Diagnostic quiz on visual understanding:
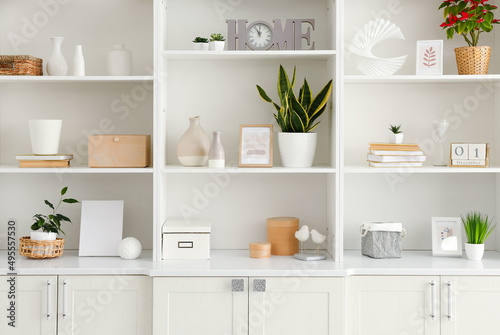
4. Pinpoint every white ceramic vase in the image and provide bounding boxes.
[278,132,317,168]
[177,116,211,166]
[46,37,68,76]
[388,133,404,144]
[30,231,57,241]
[107,44,132,76]
[193,42,209,51]
[209,41,225,51]
[29,120,62,155]
[72,45,85,76]
[465,243,485,261]
[208,131,225,168]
